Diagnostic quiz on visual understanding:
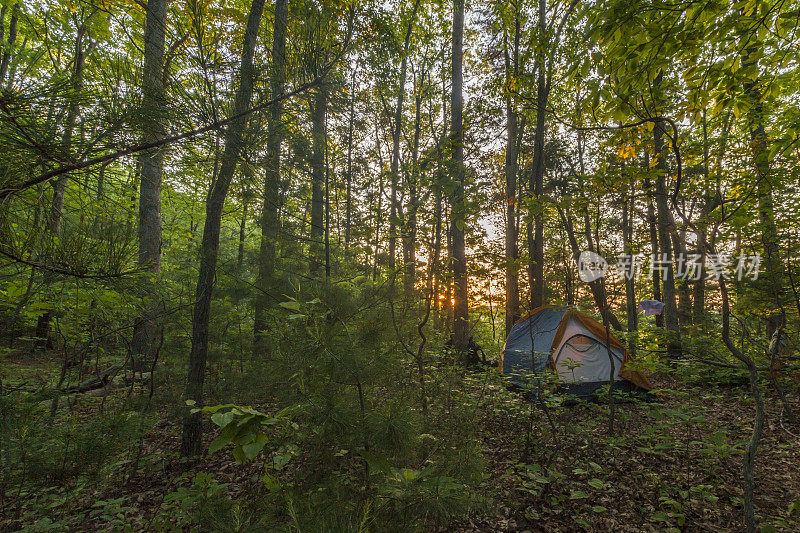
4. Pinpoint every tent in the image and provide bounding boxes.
[500,306,651,399]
